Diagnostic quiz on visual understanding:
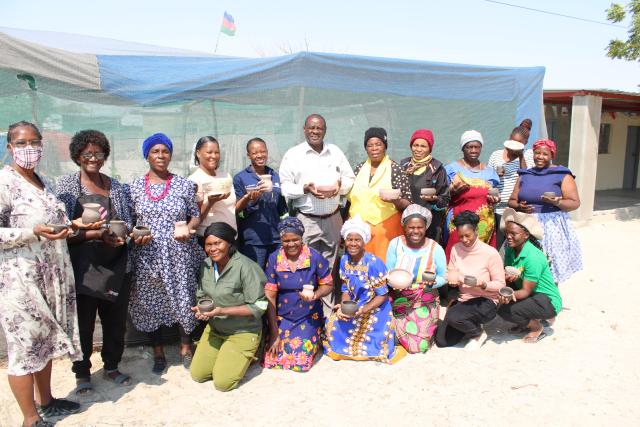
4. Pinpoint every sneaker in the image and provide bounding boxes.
[37,398,80,420]
[464,330,488,352]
